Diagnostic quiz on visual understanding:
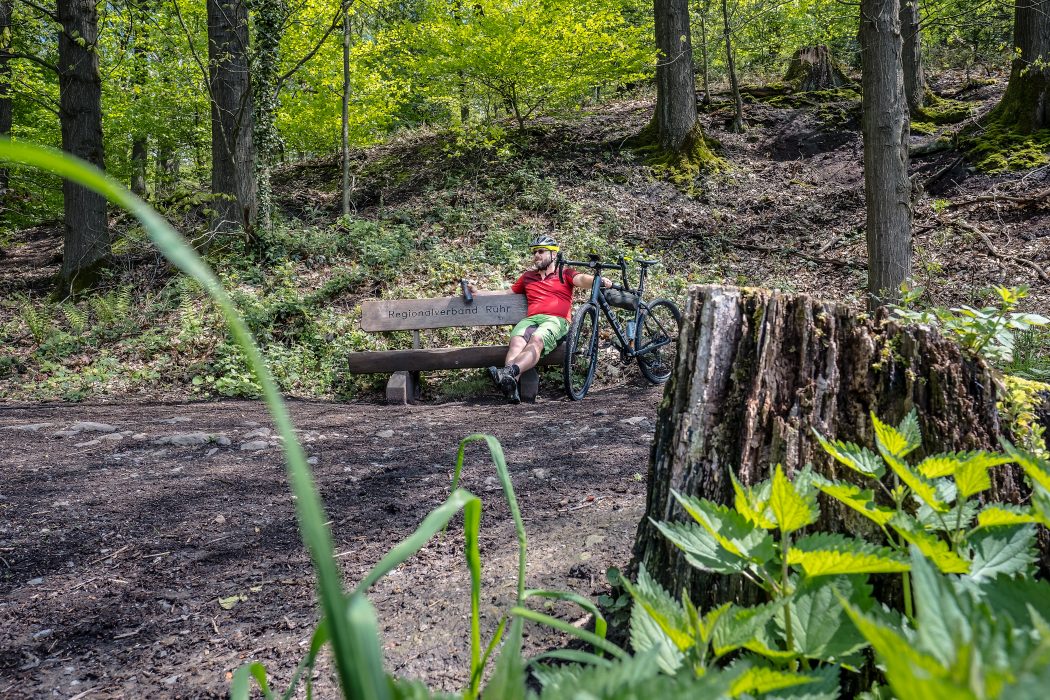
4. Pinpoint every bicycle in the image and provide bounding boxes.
[556,253,682,400]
